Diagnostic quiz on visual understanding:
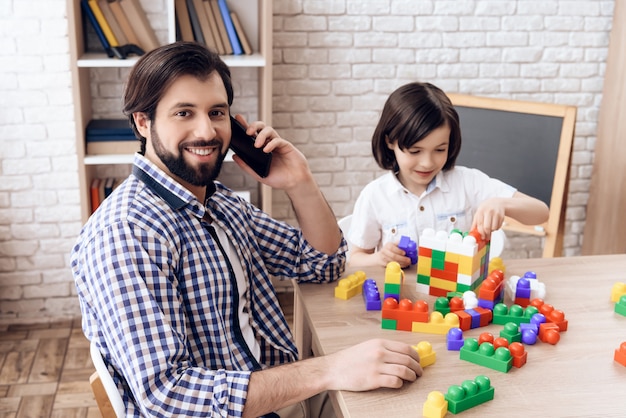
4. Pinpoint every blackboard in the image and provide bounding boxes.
[447,94,577,257]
